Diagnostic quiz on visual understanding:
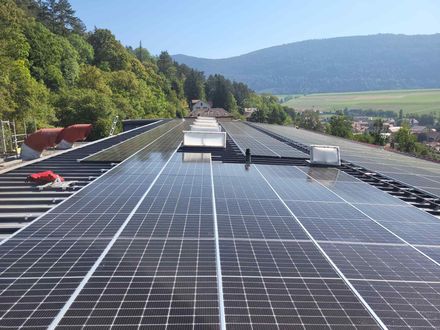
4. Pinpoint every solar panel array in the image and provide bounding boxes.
[221,122,309,158]
[82,119,183,162]
[0,119,166,231]
[0,121,186,328]
[0,120,440,329]
[253,123,440,197]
